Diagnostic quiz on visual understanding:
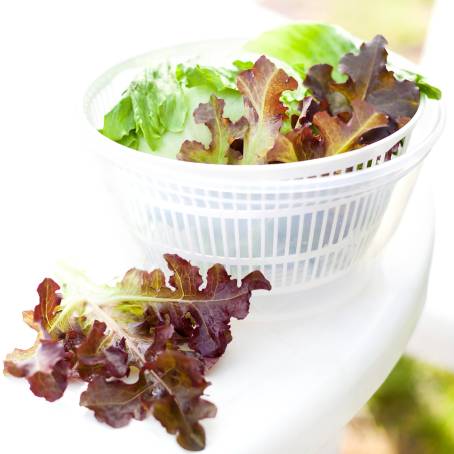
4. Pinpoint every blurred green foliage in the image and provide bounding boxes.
[262,0,435,59]
[329,0,434,58]
[369,357,454,454]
